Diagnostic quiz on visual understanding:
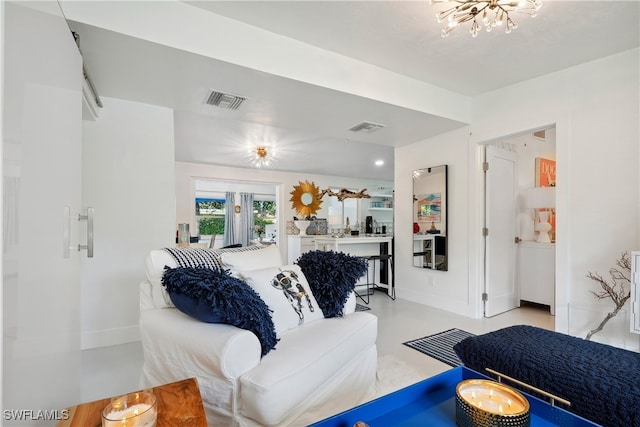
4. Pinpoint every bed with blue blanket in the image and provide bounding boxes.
[454,325,640,427]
